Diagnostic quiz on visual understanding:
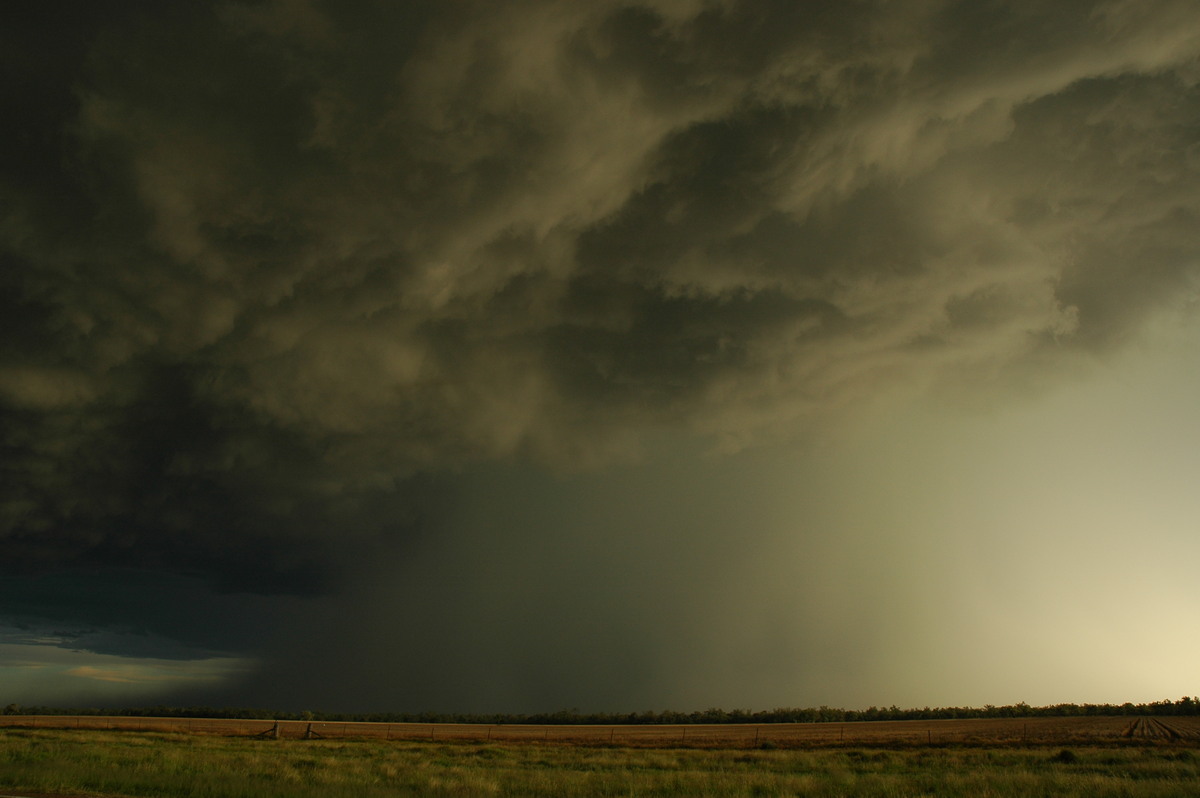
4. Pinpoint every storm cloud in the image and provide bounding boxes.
[3,0,1199,711]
